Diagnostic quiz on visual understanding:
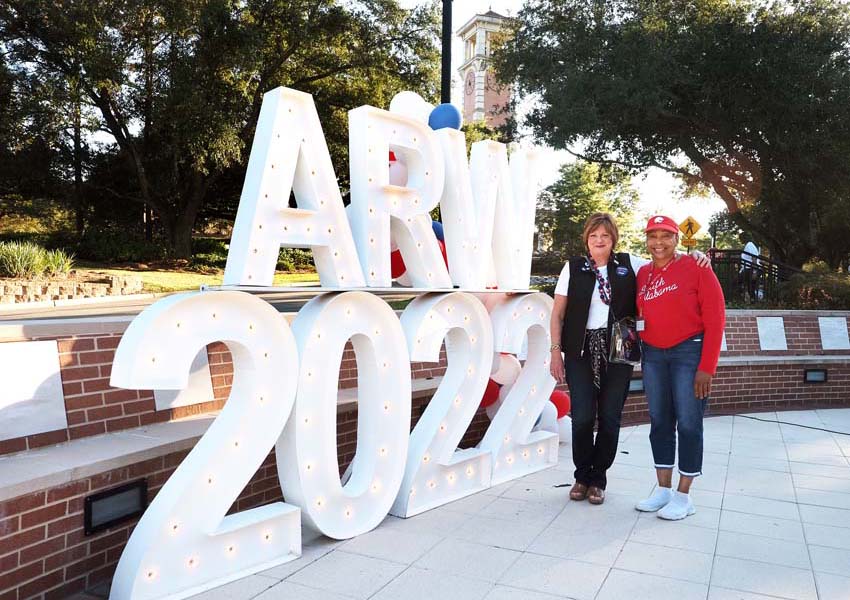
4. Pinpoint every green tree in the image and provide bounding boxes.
[537,161,640,258]
[495,0,850,268]
[1,0,440,257]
